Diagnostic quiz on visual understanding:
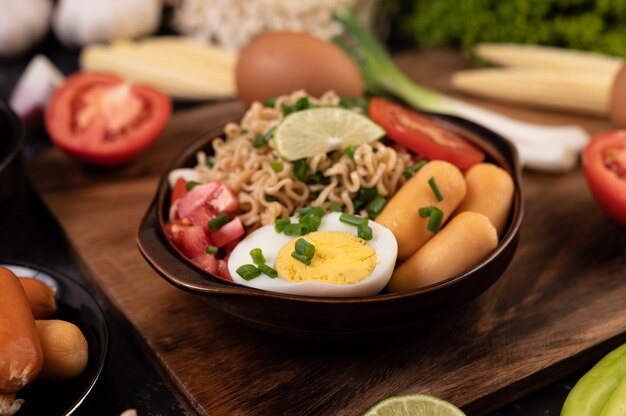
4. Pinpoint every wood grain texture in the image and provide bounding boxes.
[27,49,626,415]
